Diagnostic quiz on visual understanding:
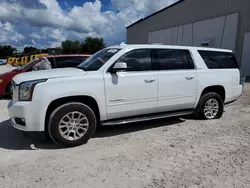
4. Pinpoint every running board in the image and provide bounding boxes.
[102,110,193,126]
